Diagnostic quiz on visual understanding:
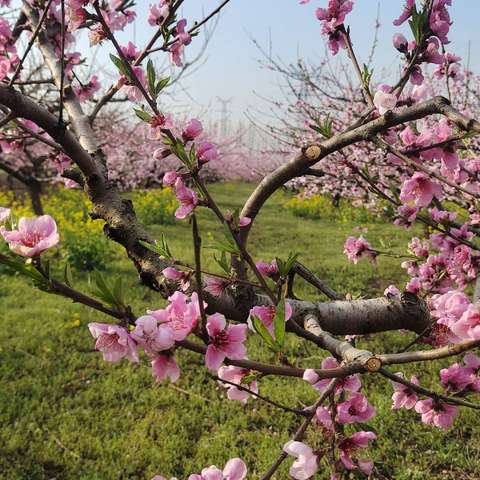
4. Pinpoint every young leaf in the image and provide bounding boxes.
[147,59,156,97]
[64,262,74,287]
[92,271,118,308]
[109,54,130,78]
[134,108,152,123]
[0,255,46,284]
[155,76,170,95]
[273,301,286,347]
[251,315,279,352]
[214,251,230,274]
[113,277,124,307]
[139,235,173,259]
